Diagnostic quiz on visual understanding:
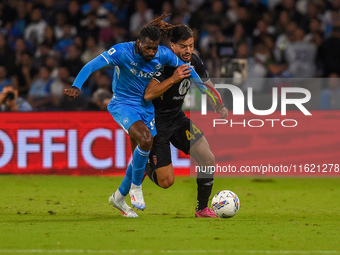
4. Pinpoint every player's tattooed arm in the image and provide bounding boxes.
[144,64,191,101]
[205,80,228,118]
